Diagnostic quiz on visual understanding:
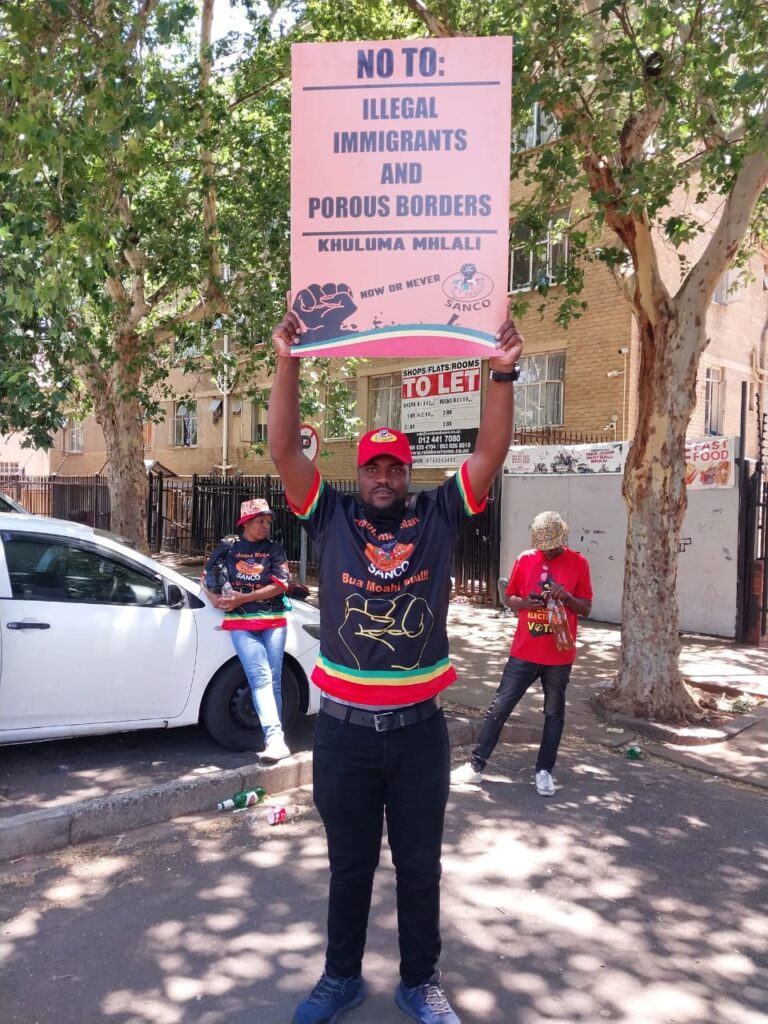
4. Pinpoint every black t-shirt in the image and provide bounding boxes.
[288,462,487,705]
[205,536,289,631]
